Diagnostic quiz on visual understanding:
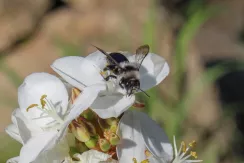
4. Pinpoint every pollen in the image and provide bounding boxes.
[145,150,152,158]
[26,104,38,112]
[190,151,198,159]
[132,158,149,163]
[132,158,138,163]
[189,140,196,148]
[40,94,47,108]
[181,141,186,153]
[71,88,81,104]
